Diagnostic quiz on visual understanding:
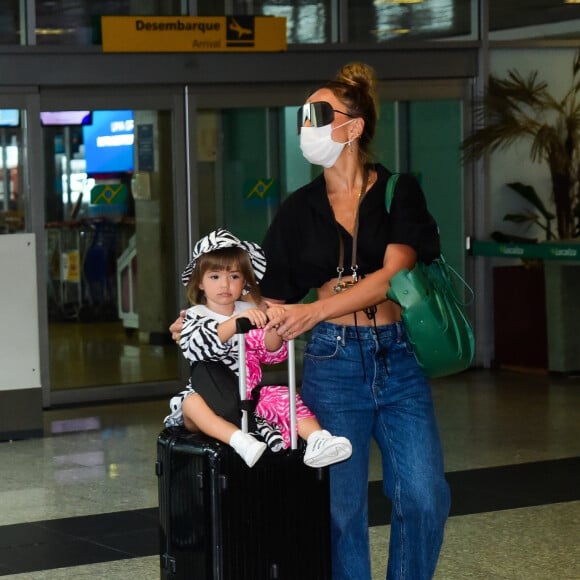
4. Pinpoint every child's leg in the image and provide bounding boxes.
[182,392,237,442]
[256,386,352,466]
[298,416,353,469]
[256,385,318,448]
[297,416,323,440]
[182,393,266,468]
[254,414,285,452]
